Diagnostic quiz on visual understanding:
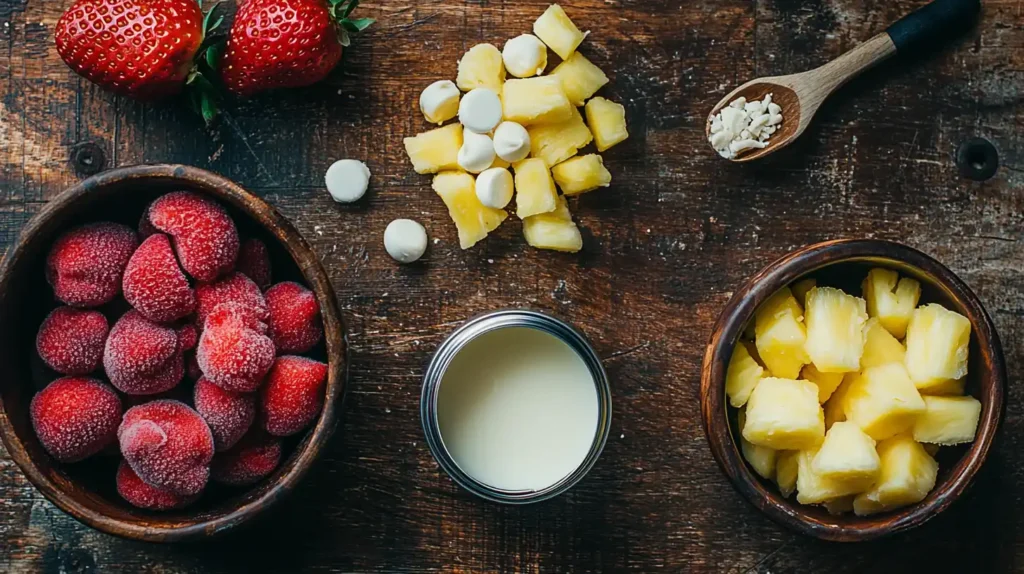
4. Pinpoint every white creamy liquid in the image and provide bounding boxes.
[436,327,599,492]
